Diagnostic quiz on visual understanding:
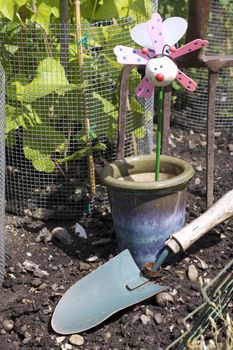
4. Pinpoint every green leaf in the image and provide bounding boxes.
[23,147,56,172]
[13,58,77,103]
[23,124,65,154]
[94,142,107,151]
[58,142,106,163]
[15,0,27,7]
[92,0,132,20]
[47,0,59,17]
[5,132,15,147]
[5,104,41,135]
[129,0,152,21]
[23,124,66,173]
[31,2,52,33]
[5,105,19,134]
[58,147,89,162]
[3,44,19,55]
[93,92,118,119]
[93,91,118,139]
[80,0,100,20]
[0,0,15,20]
[134,126,145,139]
